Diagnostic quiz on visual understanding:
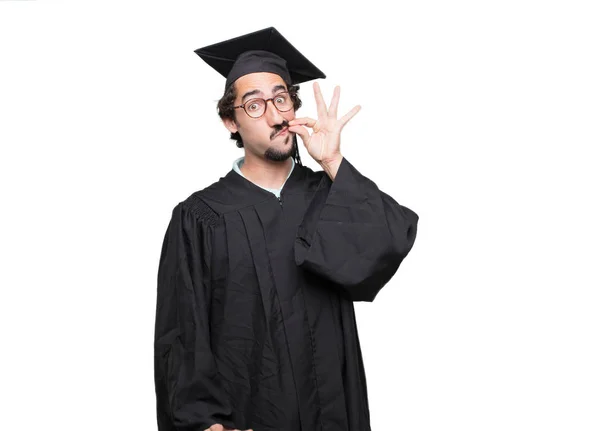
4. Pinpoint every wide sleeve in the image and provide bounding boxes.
[295,157,419,302]
[154,202,236,431]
